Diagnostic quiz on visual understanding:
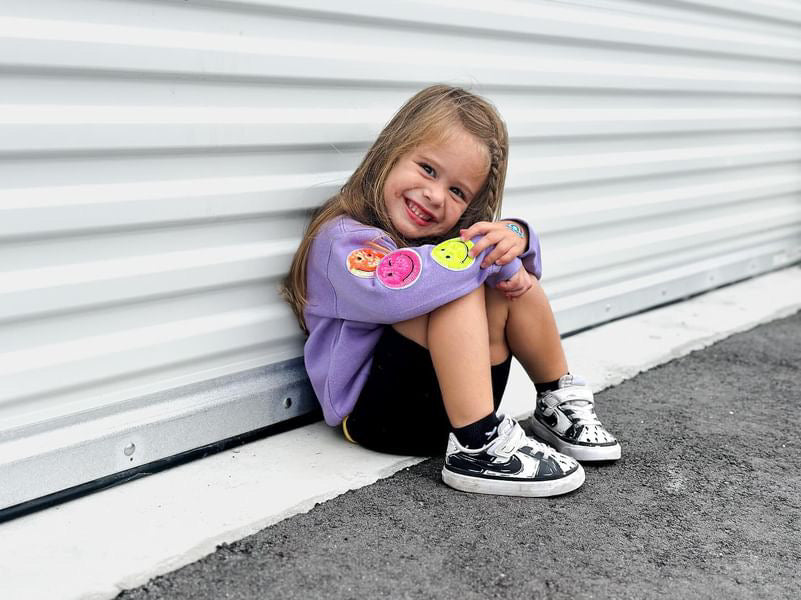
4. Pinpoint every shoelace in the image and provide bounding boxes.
[559,398,602,428]
[495,417,575,463]
[498,419,562,459]
[525,436,561,458]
